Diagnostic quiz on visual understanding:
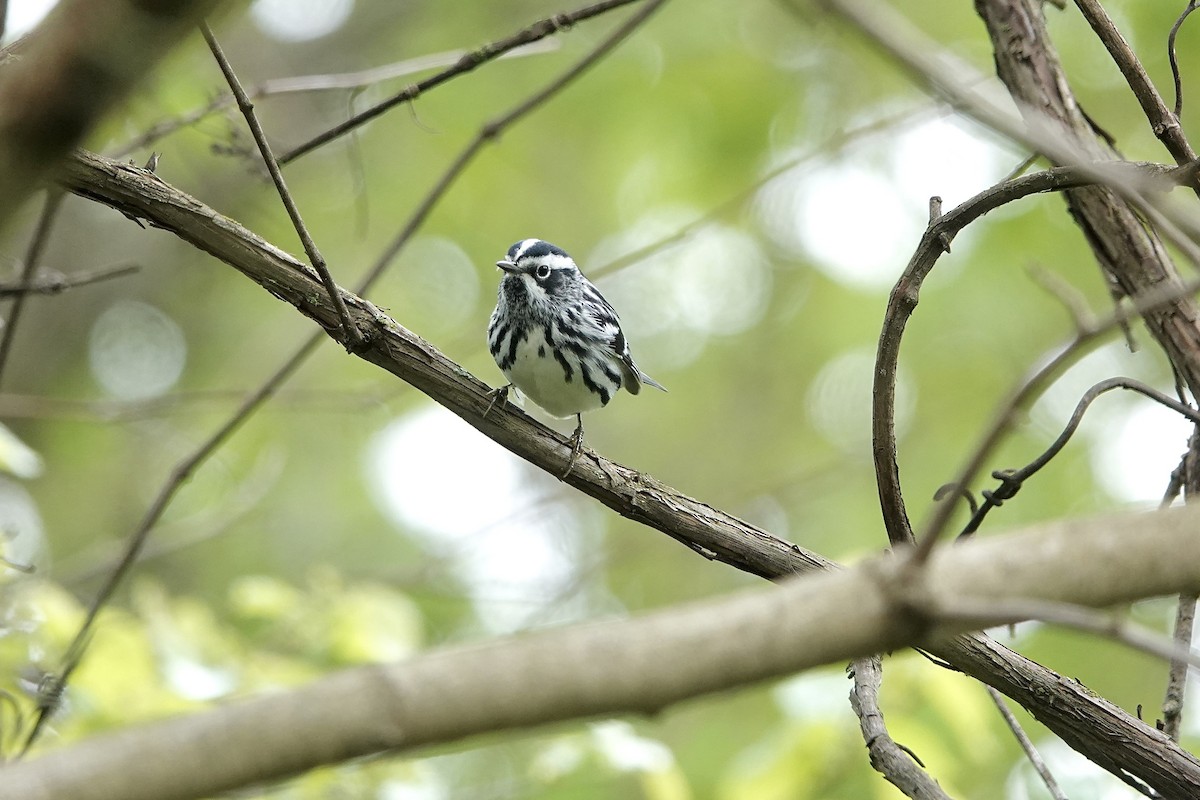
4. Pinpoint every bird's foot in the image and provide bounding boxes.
[484,384,512,418]
[561,417,585,479]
